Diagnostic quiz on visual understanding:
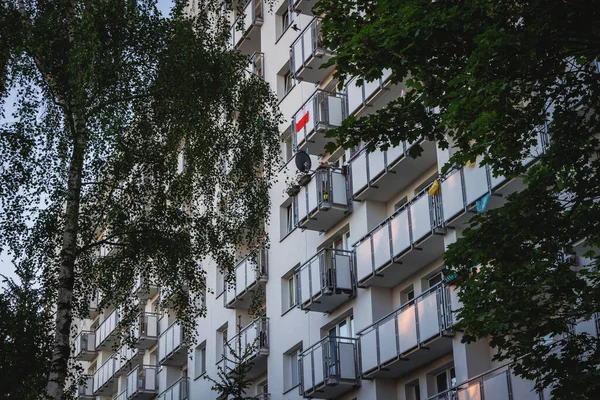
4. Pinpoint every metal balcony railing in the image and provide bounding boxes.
[157,377,189,400]
[290,17,334,83]
[126,365,158,399]
[158,321,186,366]
[296,248,355,313]
[75,375,94,399]
[299,336,360,399]
[113,390,127,400]
[225,247,268,309]
[293,166,351,232]
[95,308,119,349]
[427,362,550,400]
[292,89,346,155]
[74,330,96,361]
[231,0,264,51]
[354,183,445,287]
[132,312,159,349]
[220,317,269,380]
[359,283,454,378]
[345,70,393,116]
[93,355,116,395]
